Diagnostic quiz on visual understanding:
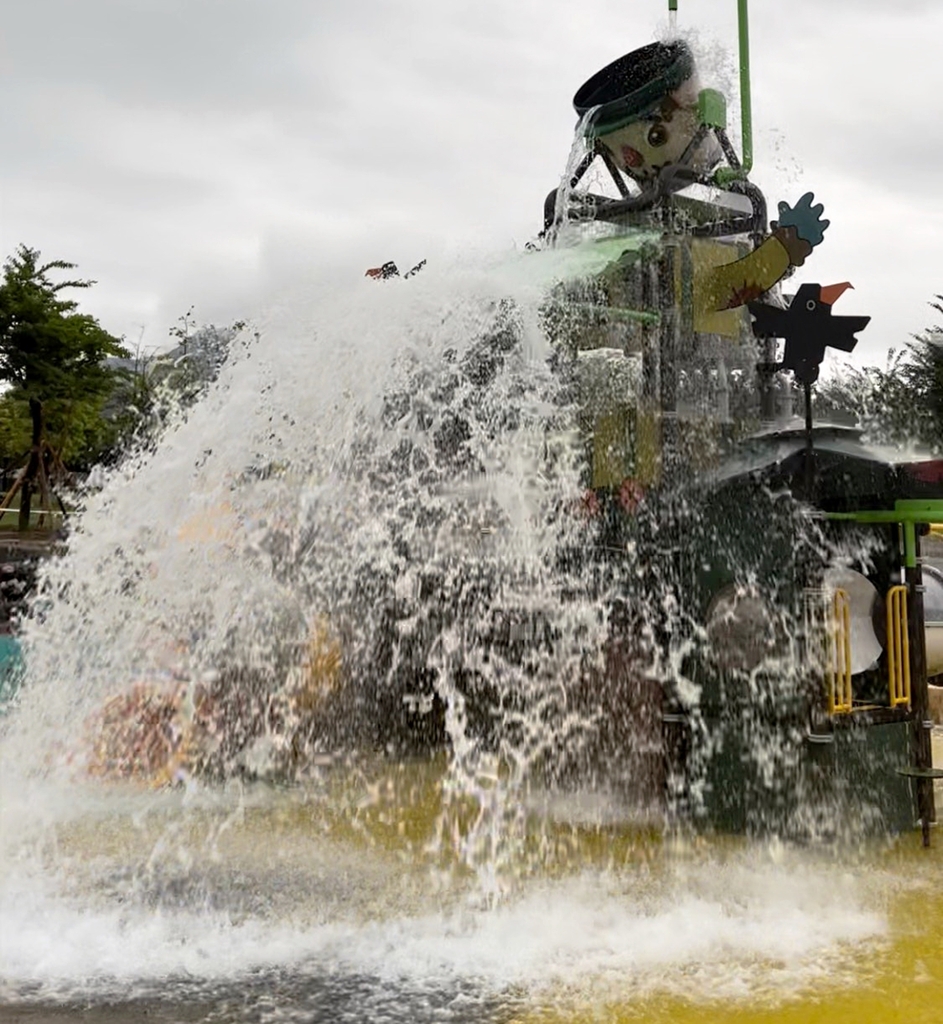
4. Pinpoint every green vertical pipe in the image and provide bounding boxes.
[738,0,753,174]
[904,521,918,568]
[676,0,753,177]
